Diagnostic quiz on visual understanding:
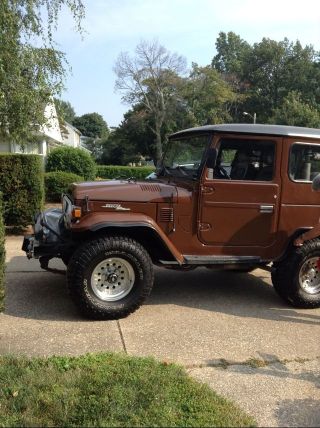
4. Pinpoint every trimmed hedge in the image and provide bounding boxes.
[96,165,155,180]
[45,171,83,202]
[0,154,44,226]
[0,193,5,312]
[46,146,96,180]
